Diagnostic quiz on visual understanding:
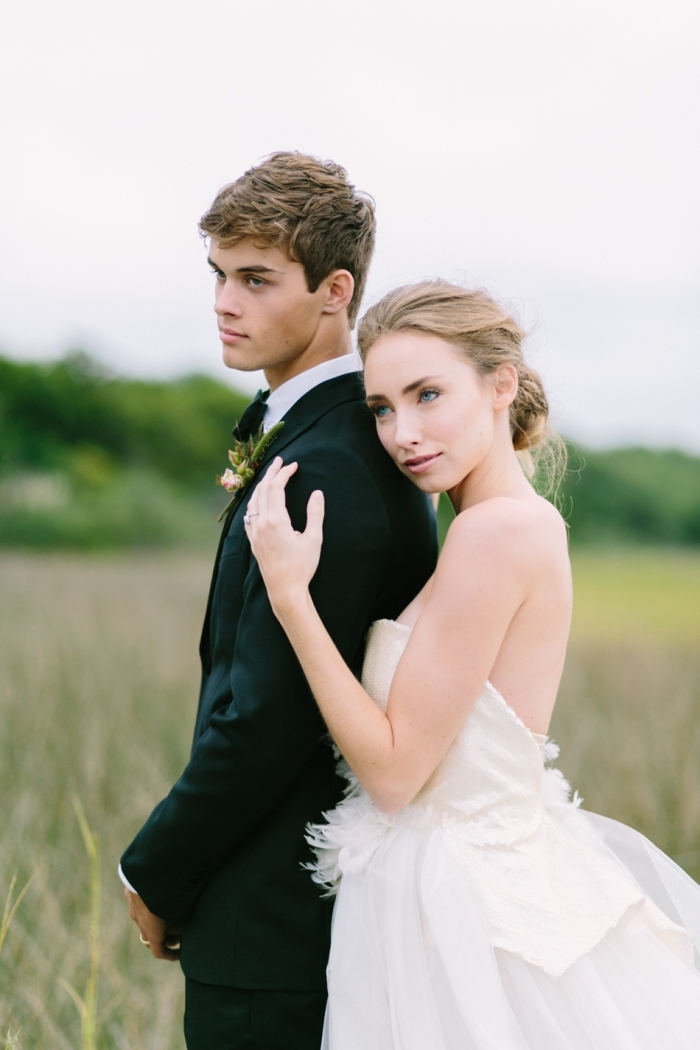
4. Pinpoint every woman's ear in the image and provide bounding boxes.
[492,364,519,409]
[321,269,354,315]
